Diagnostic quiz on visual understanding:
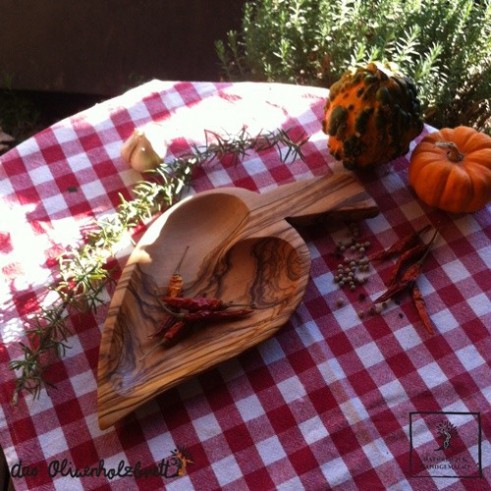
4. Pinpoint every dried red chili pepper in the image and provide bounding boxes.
[181,308,253,323]
[153,307,253,348]
[385,242,427,285]
[166,276,183,298]
[386,229,438,285]
[166,246,189,298]
[143,317,185,358]
[161,321,190,346]
[370,224,431,262]
[374,282,410,304]
[160,295,226,312]
[411,285,435,335]
[160,300,253,322]
[375,229,437,304]
[150,316,177,339]
[375,258,426,303]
